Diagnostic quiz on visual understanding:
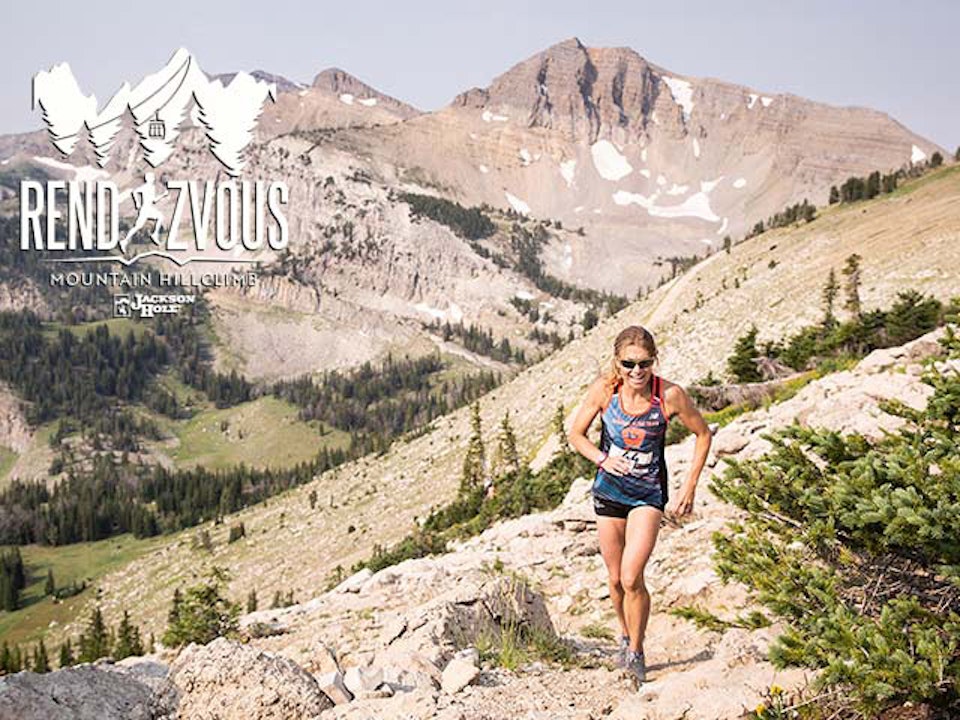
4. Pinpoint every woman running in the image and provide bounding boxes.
[568,325,711,687]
